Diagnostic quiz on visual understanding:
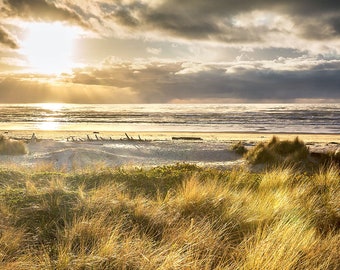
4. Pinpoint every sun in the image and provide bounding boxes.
[22,22,79,74]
